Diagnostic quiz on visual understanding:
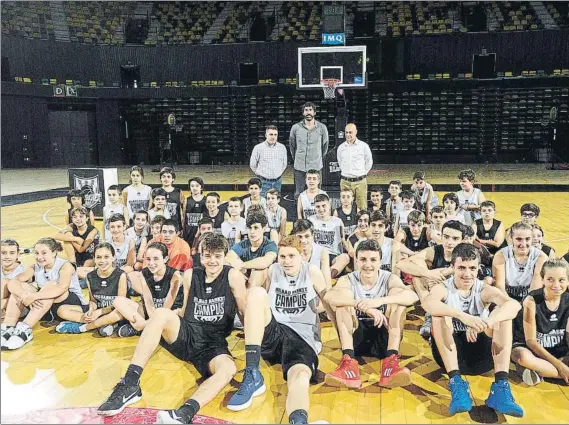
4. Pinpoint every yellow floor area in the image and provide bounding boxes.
[1,191,569,423]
